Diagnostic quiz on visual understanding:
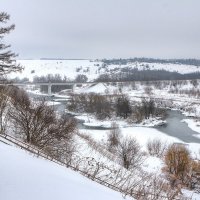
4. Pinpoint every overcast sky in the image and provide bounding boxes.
[1,0,200,59]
